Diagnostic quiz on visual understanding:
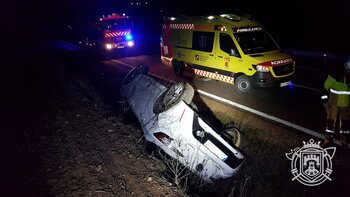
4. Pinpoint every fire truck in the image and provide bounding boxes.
[73,13,135,52]
[98,13,135,51]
